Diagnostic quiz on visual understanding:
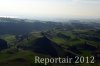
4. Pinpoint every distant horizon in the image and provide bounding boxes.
[0,16,100,22]
[0,0,100,21]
